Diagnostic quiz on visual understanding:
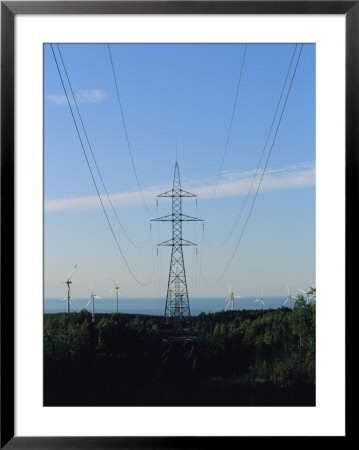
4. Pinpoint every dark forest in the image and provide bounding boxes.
[44,296,315,406]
